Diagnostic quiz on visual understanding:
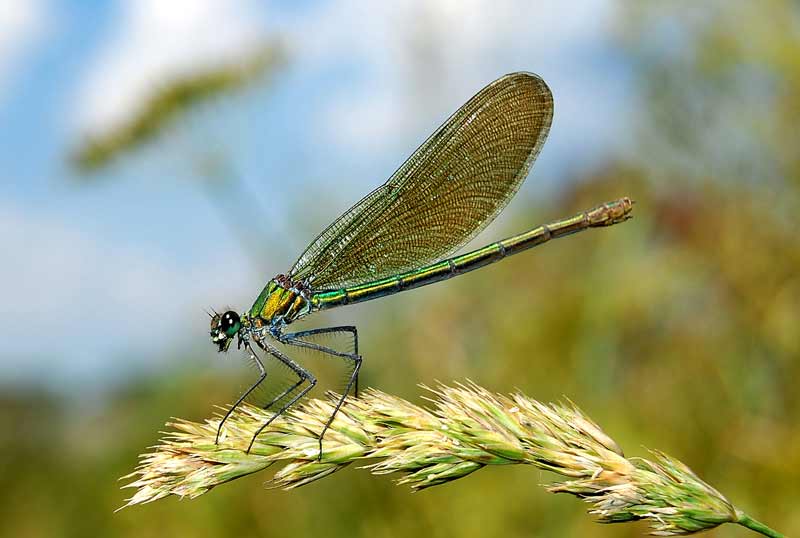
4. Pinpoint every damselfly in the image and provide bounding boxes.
[209,72,632,454]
